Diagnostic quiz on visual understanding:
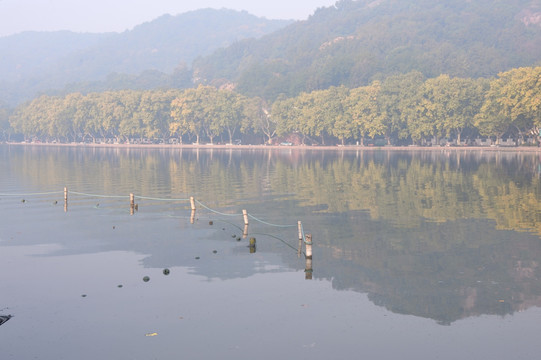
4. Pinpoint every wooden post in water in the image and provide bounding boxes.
[242,210,249,239]
[249,237,256,254]
[242,210,249,226]
[305,233,313,280]
[64,187,68,212]
[190,197,196,224]
[305,234,313,259]
[130,193,135,215]
[305,257,313,280]
[297,221,303,258]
